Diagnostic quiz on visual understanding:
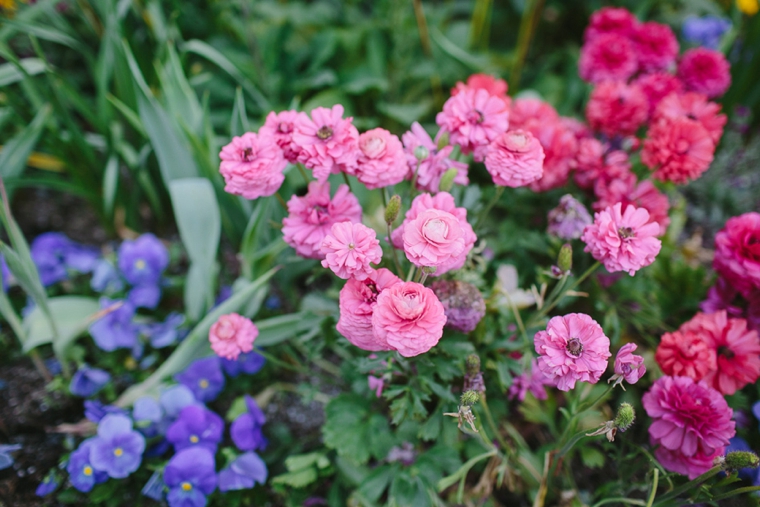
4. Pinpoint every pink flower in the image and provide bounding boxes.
[337,268,401,351]
[634,72,683,117]
[509,98,558,130]
[582,202,662,276]
[678,47,731,98]
[293,105,359,182]
[583,7,638,41]
[643,375,735,479]
[259,110,301,162]
[484,130,545,187]
[402,122,468,193]
[219,132,287,200]
[534,313,611,391]
[632,22,679,72]
[508,359,554,401]
[436,88,509,161]
[321,222,382,280]
[392,192,476,275]
[368,376,384,398]
[579,33,638,83]
[353,128,408,190]
[451,74,510,110]
[372,281,447,357]
[655,329,717,383]
[402,209,465,270]
[209,313,258,361]
[282,181,362,259]
[714,213,760,298]
[700,276,744,318]
[593,179,671,236]
[586,81,648,137]
[641,117,715,184]
[610,343,646,387]
[653,92,726,144]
